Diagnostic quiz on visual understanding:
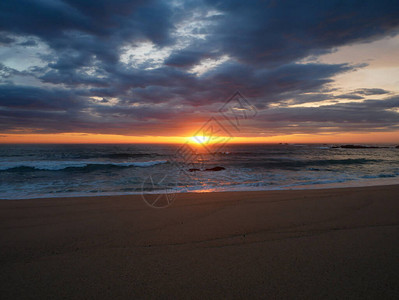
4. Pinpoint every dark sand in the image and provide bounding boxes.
[1,185,399,299]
